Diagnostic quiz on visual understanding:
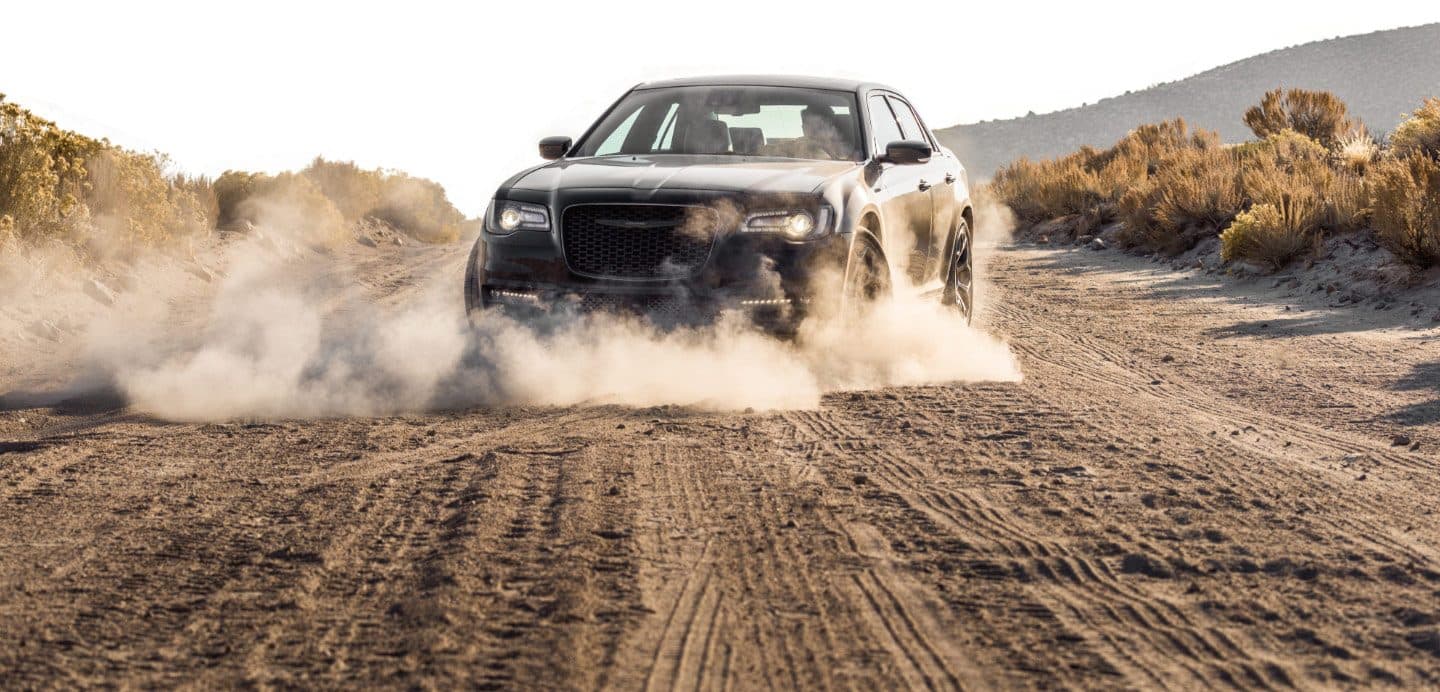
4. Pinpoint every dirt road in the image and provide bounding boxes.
[2,243,1438,689]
